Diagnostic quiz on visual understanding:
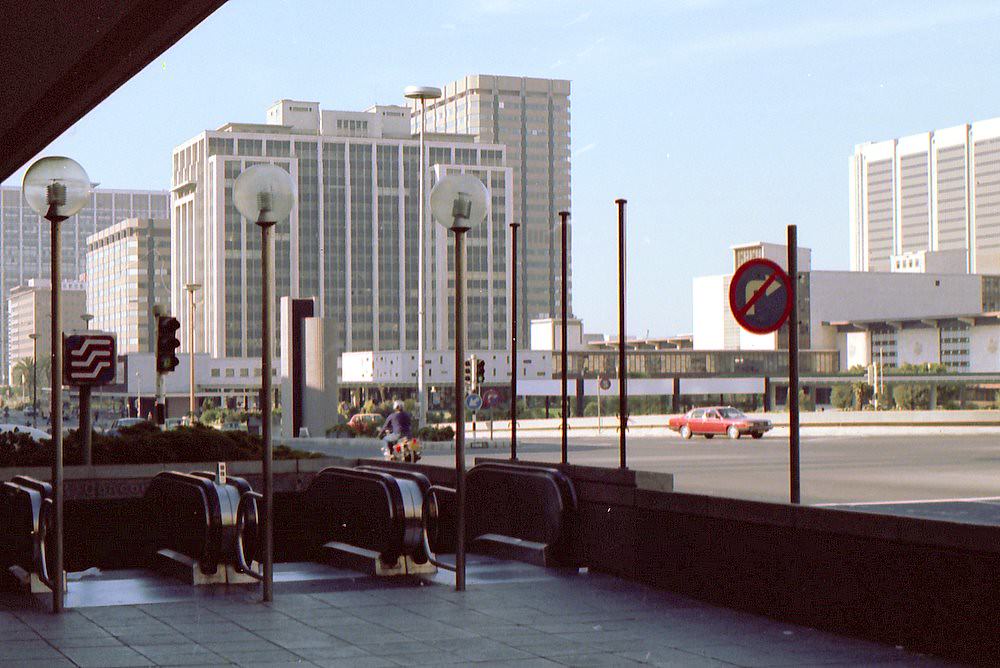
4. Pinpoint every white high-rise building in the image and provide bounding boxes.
[412,75,572,339]
[850,118,1000,274]
[0,186,169,383]
[171,100,513,359]
[86,218,171,354]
